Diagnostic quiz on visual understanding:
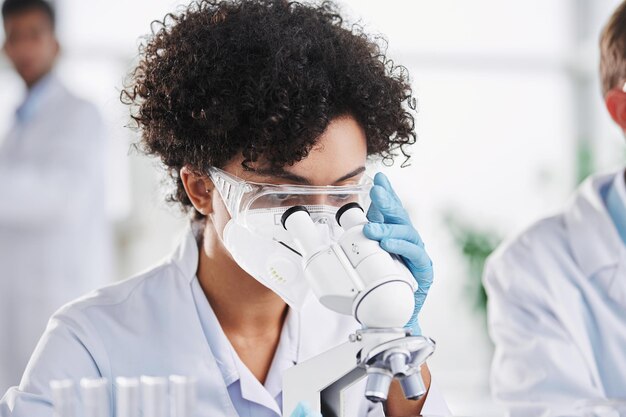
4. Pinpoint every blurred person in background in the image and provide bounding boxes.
[0,0,109,394]
[484,1,626,415]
